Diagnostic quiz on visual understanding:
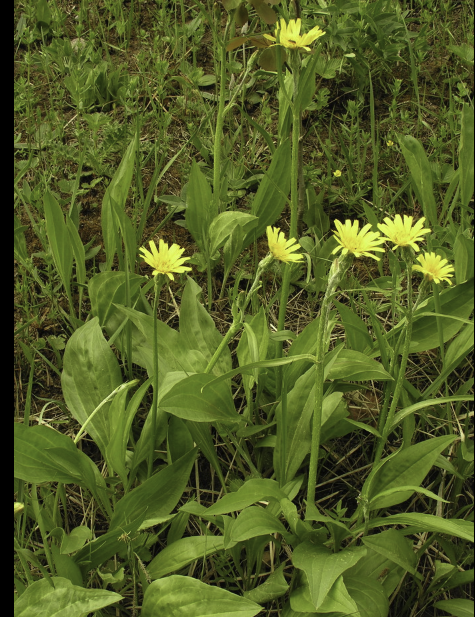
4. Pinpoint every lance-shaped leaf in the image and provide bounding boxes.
[148,535,225,580]
[110,448,197,530]
[397,134,437,227]
[43,190,73,301]
[230,507,288,542]
[292,541,366,610]
[142,575,261,617]
[159,372,240,424]
[61,318,122,457]
[14,577,121,617]
[206,479,286,515]
[102,135,137,270]
[185,161,213,253]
